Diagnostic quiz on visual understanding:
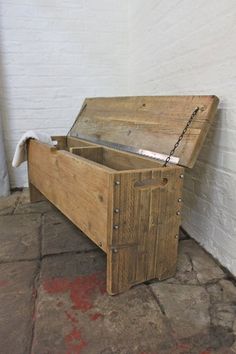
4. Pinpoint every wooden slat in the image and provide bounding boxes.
[153,168,184,280]
[70,146,160,171]
[69,95,219,168]
[67,136,96,149]
[51,136,96,151]
[28,139,113,252]
[107,165,183,294]
[70,147,104,166]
